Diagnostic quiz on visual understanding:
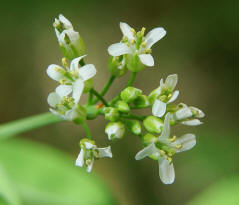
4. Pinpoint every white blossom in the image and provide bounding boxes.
[135,113,196,184]
[75,139,112,172]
